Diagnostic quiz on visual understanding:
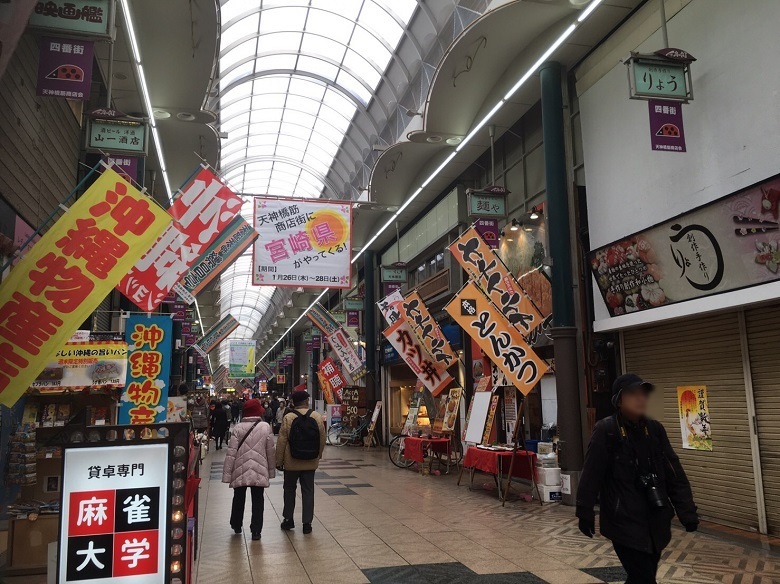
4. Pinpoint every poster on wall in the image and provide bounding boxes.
[58,443,168,584]
[118,167,243,311]
[31,341,127,391]
[37,36,94,100]
[228,340,255,379]
[0,168,170,407]
[253,198,352,288]
[118,315,172,425]
[450,226,544,335]
[440,388,462,433]
[589,173,780,317]
[677,385,712,451]
[446,281,548,395]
